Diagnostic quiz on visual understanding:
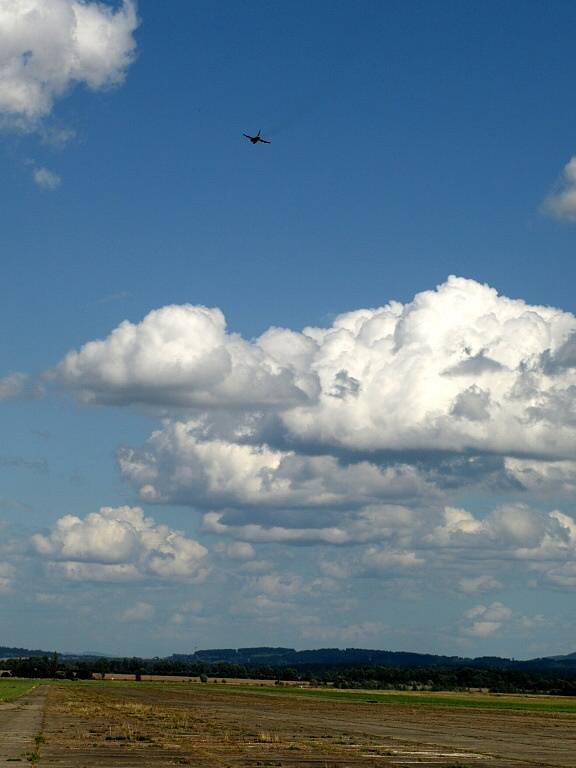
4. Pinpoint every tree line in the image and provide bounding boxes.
[4,654,576,695]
